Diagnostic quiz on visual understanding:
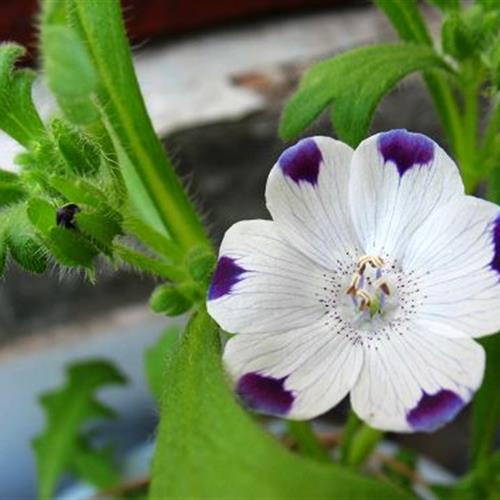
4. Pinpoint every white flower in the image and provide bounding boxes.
[207,129,500,432]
